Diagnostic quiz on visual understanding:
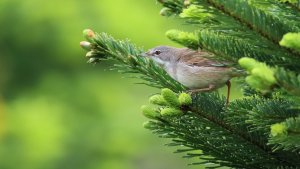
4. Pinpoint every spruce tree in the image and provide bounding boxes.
[79,0,300,168]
